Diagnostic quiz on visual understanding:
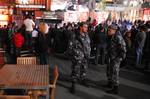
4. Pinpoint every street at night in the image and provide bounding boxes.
[0,0,150,99]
